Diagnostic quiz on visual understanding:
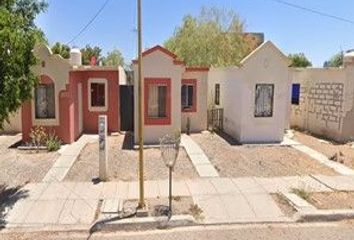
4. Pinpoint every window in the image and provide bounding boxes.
[88,78,108,112]
[35,84,55,119]
[215,83,220,105]
[91,83,105,107]
[255,84,274,118]
[292,84,300,105]
[148,85,167,118]
[181,79,197,112]
[144,78,171,125]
